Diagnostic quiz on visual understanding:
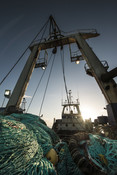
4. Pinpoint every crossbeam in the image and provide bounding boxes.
[30,32,99,51]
